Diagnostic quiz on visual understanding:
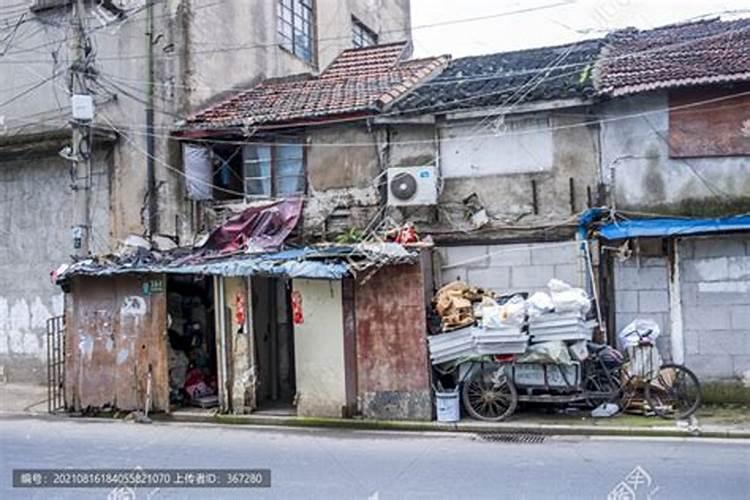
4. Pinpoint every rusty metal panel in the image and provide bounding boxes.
[669,87,750,157]
[355,263,430,394]
[114,275,169,412]
[65,277,117,410]
[64,275,168,412]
